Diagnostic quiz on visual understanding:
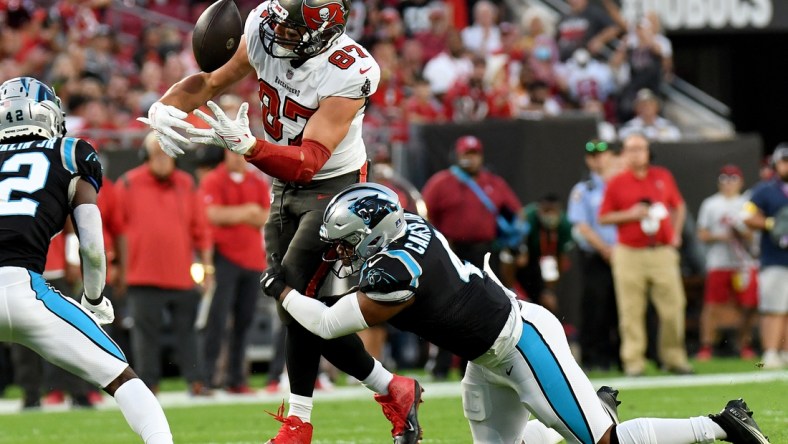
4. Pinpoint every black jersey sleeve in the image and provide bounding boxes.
[358,250,422,303]
[70,138,103,192]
